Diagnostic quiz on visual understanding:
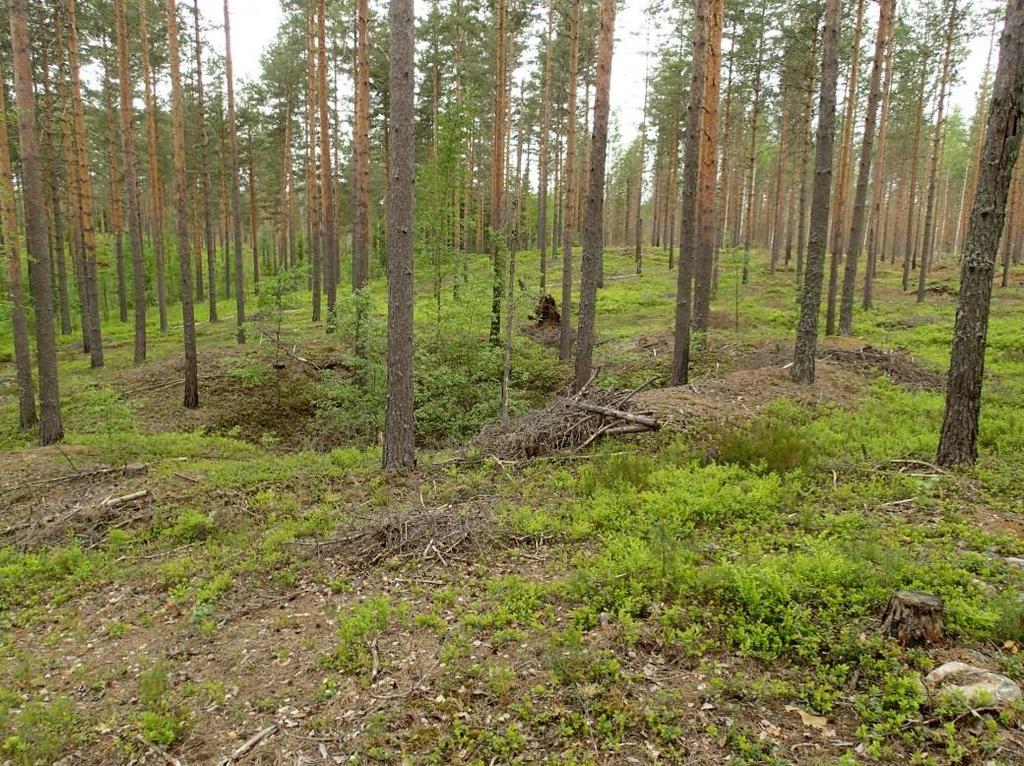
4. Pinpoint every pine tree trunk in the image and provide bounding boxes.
[166,0,200,408]
[672,0,707,386]
[39,40,73,337]
[141,0,169,333]
[864,22,896,310]
[838,0,894,334]
[693,0,722,335]
[191,0,218,321]
[0,78,36,430]
[937,0,1024,465]
[224,0,246,340]
[635,69,649,275]
[741,2,768,285]
[9,0,64,443]
[795,21,819,288]
[103,63,128,325]
[67,0,104,367]
[306,2,322,320]
[318,0,337,323]
[902,63,928,291]
[383,0,416,470]
[537,1,553,291]
[58,57,89,351]
[957,21,998,255]
[716,19,736,252]
[353,0,371,290]
[792,0,840,384]
[917,0,958,303]
[572,0,615,392]
[559,0,579,359]
[825,0,865,335]
[770,104,790,275]
[114,0,148,363]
